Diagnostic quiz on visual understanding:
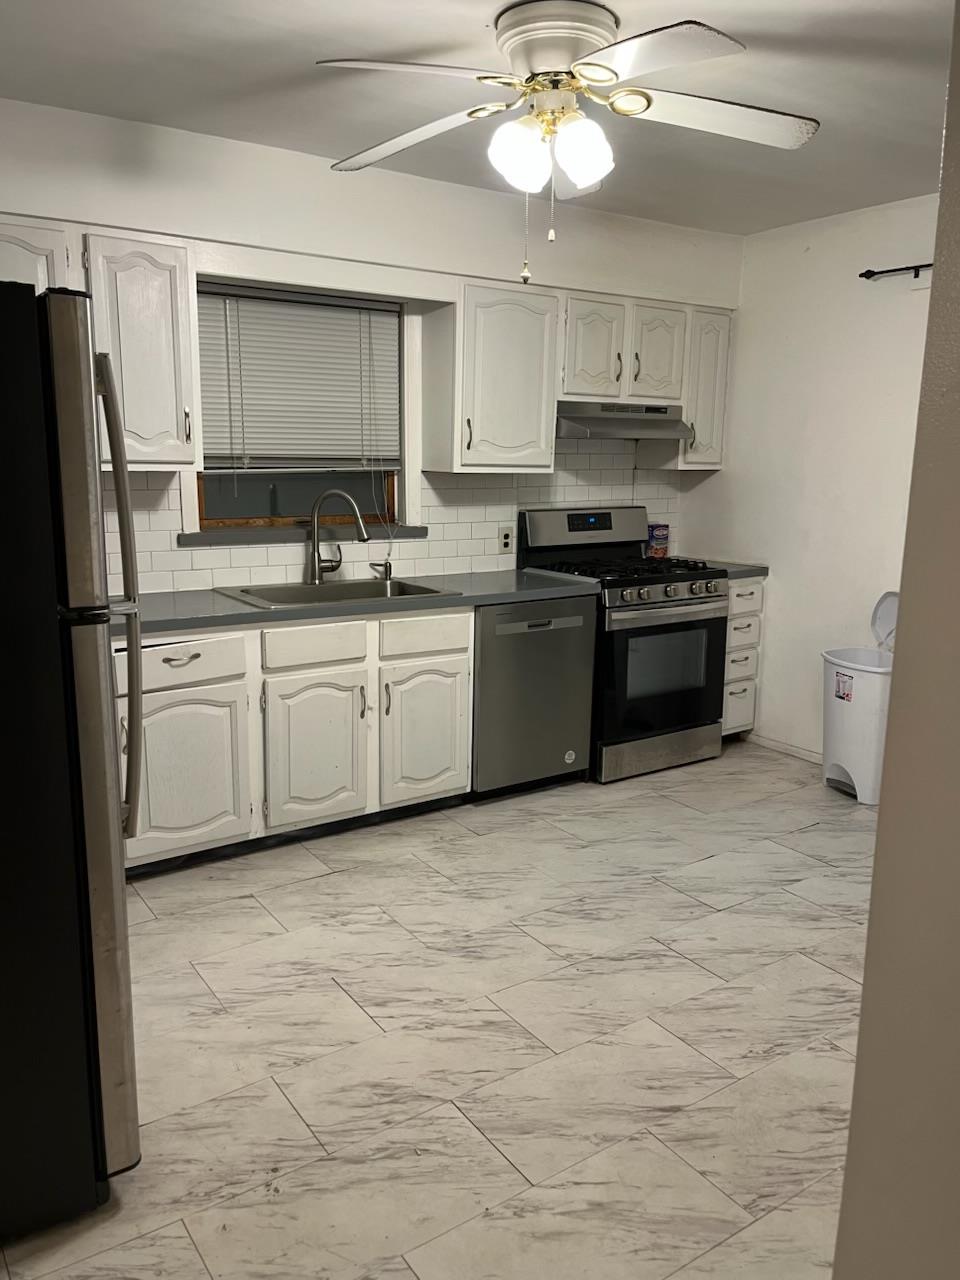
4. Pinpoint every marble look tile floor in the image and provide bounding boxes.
[3,741,872,1280]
